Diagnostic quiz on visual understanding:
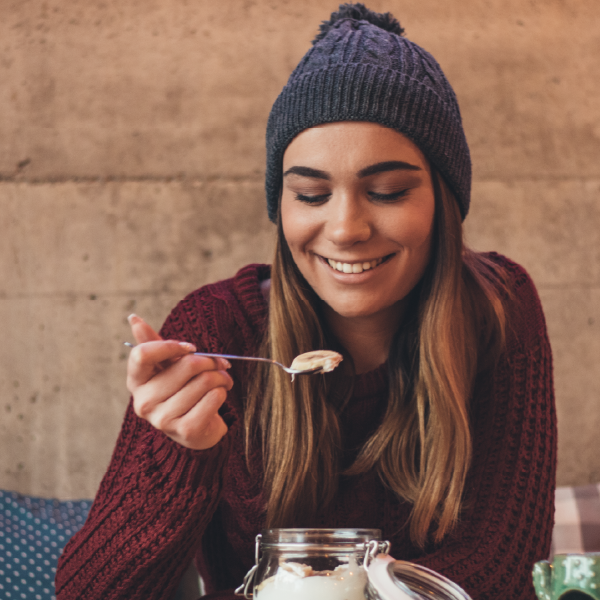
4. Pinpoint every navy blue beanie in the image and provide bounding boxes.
[265,3,471,221]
